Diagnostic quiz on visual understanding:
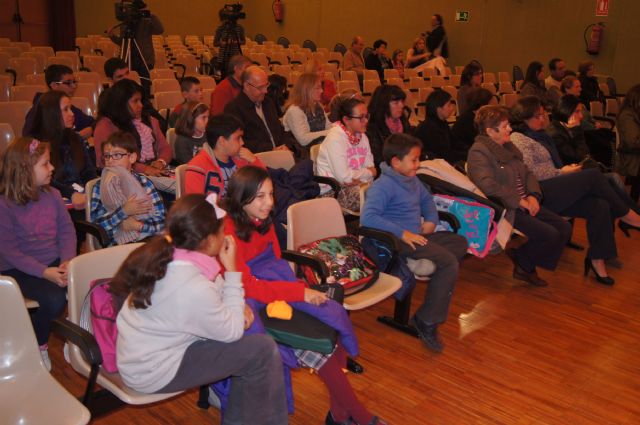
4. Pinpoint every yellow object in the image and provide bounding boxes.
[266,300,293,320]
